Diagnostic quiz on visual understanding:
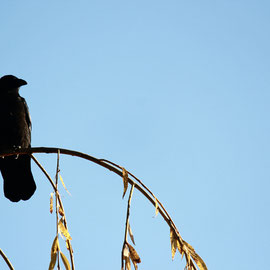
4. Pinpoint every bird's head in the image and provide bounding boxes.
[0,75,27,94]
